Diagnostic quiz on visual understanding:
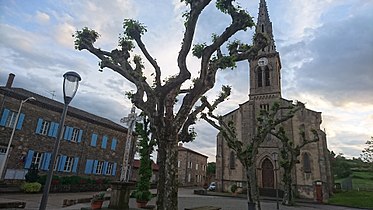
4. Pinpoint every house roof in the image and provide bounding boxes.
[178,144,208,158]
[0,86,129,133]
[132,159,159,171]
